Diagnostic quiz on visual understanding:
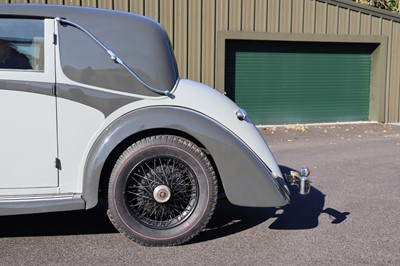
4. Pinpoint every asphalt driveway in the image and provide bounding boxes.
[0,123,399,265]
